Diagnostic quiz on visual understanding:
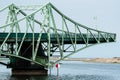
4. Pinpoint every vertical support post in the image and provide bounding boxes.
[86,29,89,46]
[9,6,13,31]
[15,21,18,55]
[98,31,100,43]
[107,33,109,42]
[75,24,77,52]
[47,5,51,66]
[61,16,64,58]
[15,11,18,55]
[32,15,35,60]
